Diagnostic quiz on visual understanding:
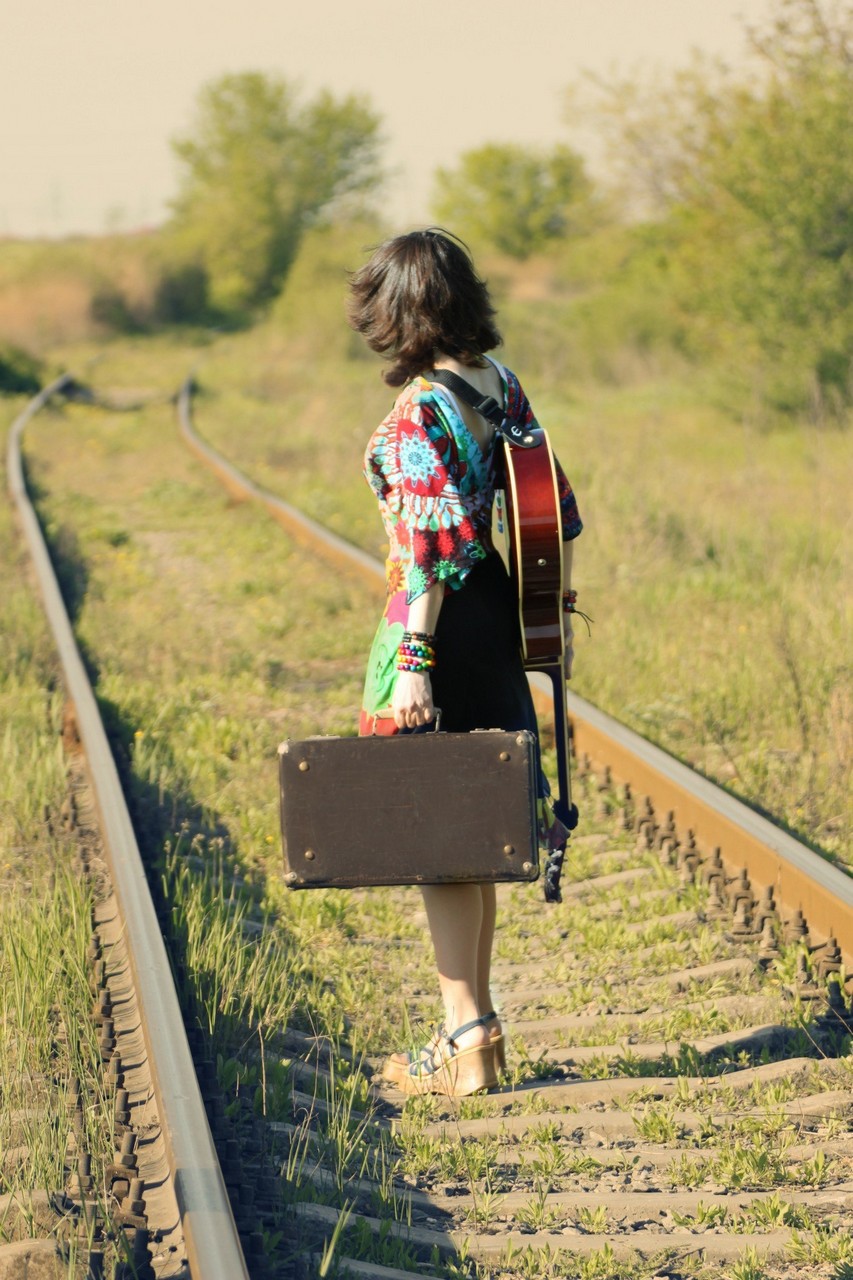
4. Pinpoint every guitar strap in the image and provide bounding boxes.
[429,366,577,902]
[427,369,541,450]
